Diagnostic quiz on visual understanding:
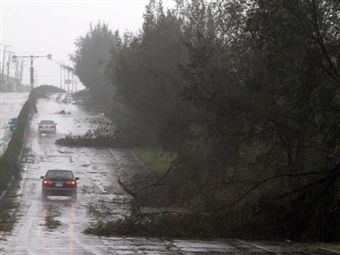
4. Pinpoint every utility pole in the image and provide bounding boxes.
[67,68,70,93]
[72,72,74,93]
[6,51,12,92]
[0,47,2,90]
[75,77,78,92]
[64,66,67,91]
[59,64,63,90]
[19,60,24,85]
[1,45,7,92]
[58,62,68,90]
[56,62,75,93]
[12,54,52,91]
[29,56,34,90]
[15,57,19,92]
